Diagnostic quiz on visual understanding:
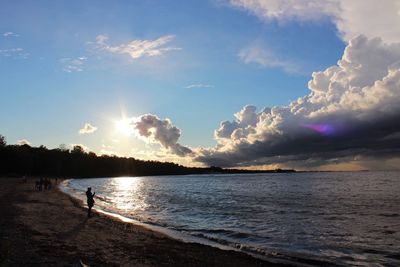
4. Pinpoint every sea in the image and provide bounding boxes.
[61,172,400,266]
